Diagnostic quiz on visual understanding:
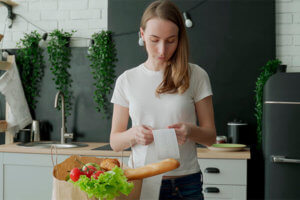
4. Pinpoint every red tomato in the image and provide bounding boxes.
[70,168,82,182]
[91,170,104,179]
[82,165,97,178]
